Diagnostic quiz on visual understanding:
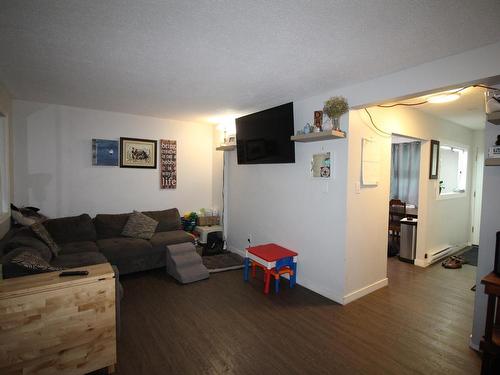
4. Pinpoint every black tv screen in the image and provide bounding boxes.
[236,102,295,164]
